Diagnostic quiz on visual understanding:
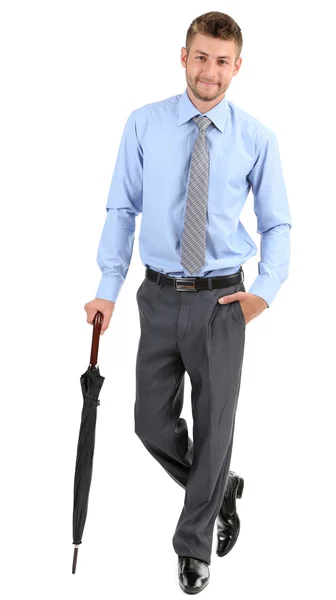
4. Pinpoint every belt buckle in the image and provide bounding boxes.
[175,278,197,291]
